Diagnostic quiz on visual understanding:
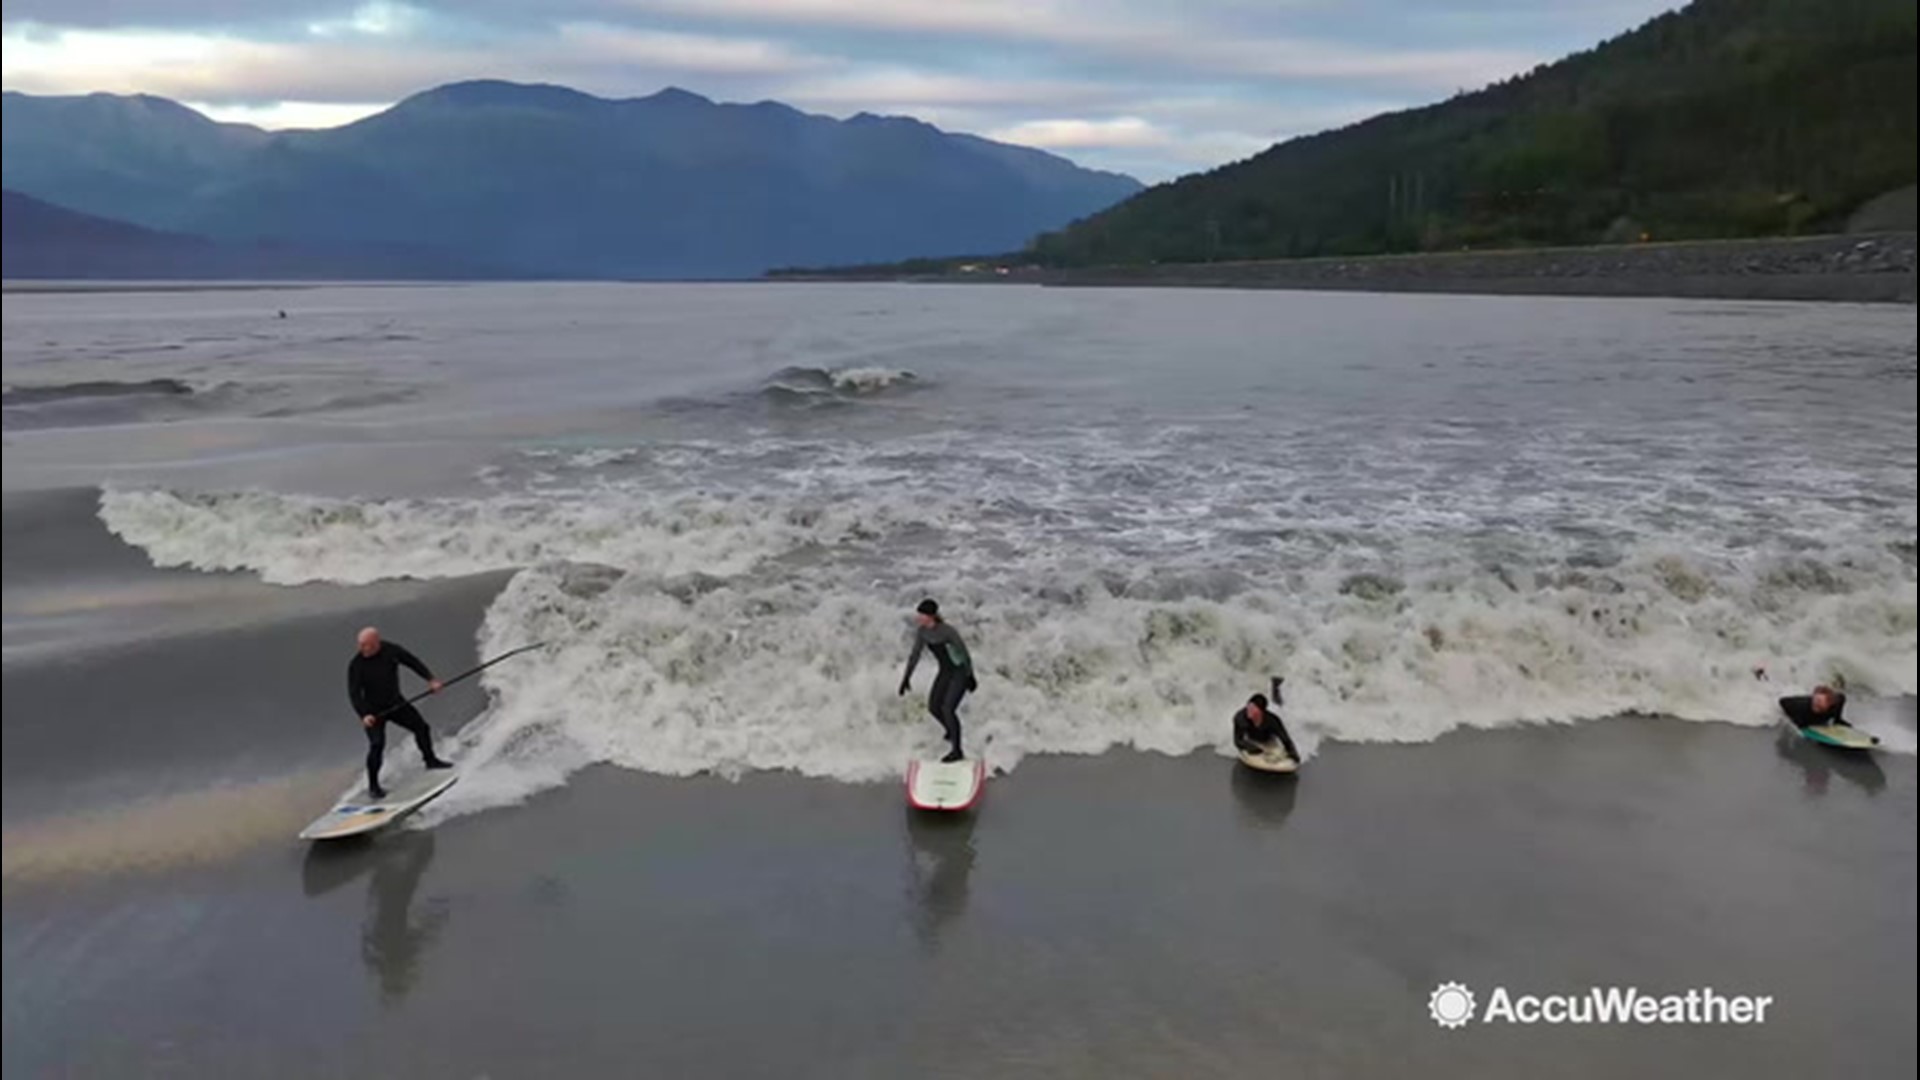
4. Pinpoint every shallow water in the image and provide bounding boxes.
[5,284,1915,816]
[3,283,1914,1078]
